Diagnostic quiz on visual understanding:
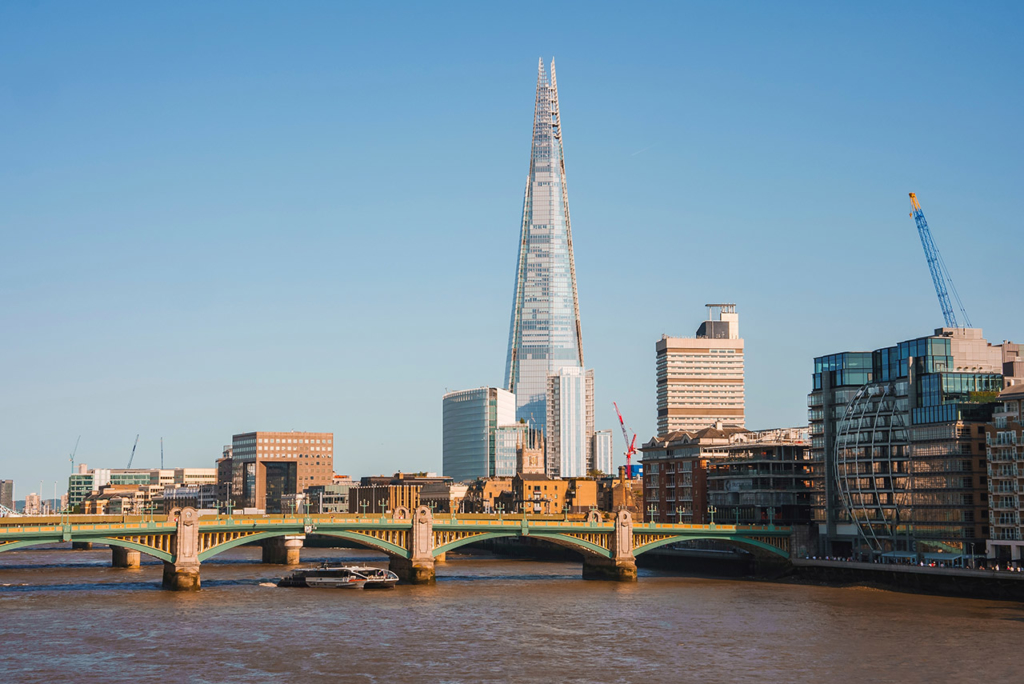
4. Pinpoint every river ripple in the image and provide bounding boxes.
[1,545,1021,683]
